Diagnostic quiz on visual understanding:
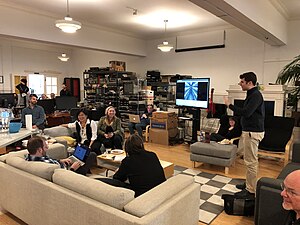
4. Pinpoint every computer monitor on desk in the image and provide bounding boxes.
[0,93,16,108]
[37,99,55,114]
[55,96,78,111]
